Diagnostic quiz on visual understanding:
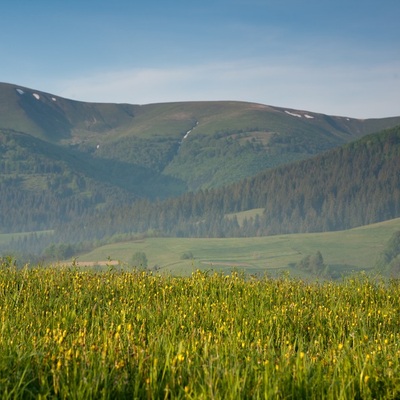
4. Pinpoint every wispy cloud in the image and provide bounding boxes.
[57,58,400,118]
